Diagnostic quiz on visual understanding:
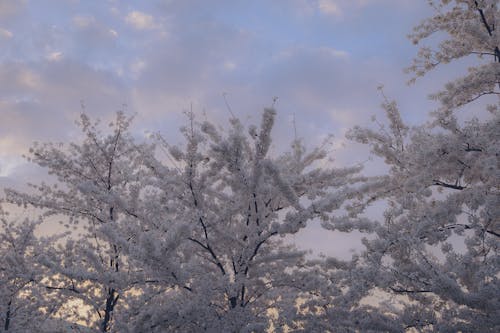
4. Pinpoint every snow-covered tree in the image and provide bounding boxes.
[348,1,499,331]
